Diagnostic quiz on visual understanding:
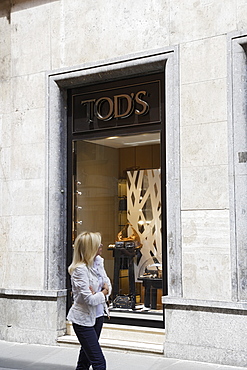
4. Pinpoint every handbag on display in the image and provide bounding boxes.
[125,241,136,249]
[115,241,125,248]
[113,294,135,309]
[116,223,142,249]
